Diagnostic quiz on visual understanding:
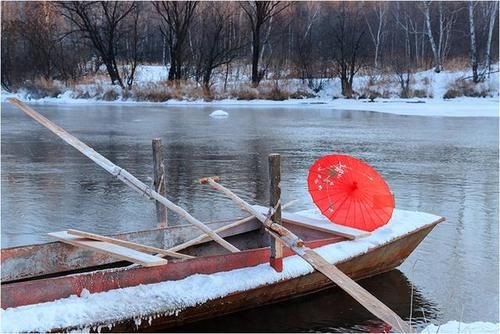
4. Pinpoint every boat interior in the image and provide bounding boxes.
[1,214,346,285]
